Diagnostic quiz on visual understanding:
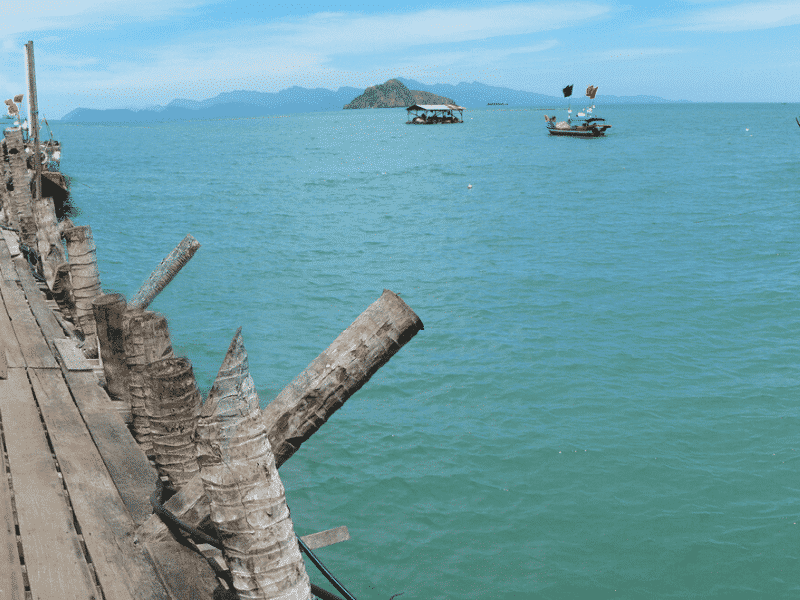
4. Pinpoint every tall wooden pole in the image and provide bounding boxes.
[24,41,42,209]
